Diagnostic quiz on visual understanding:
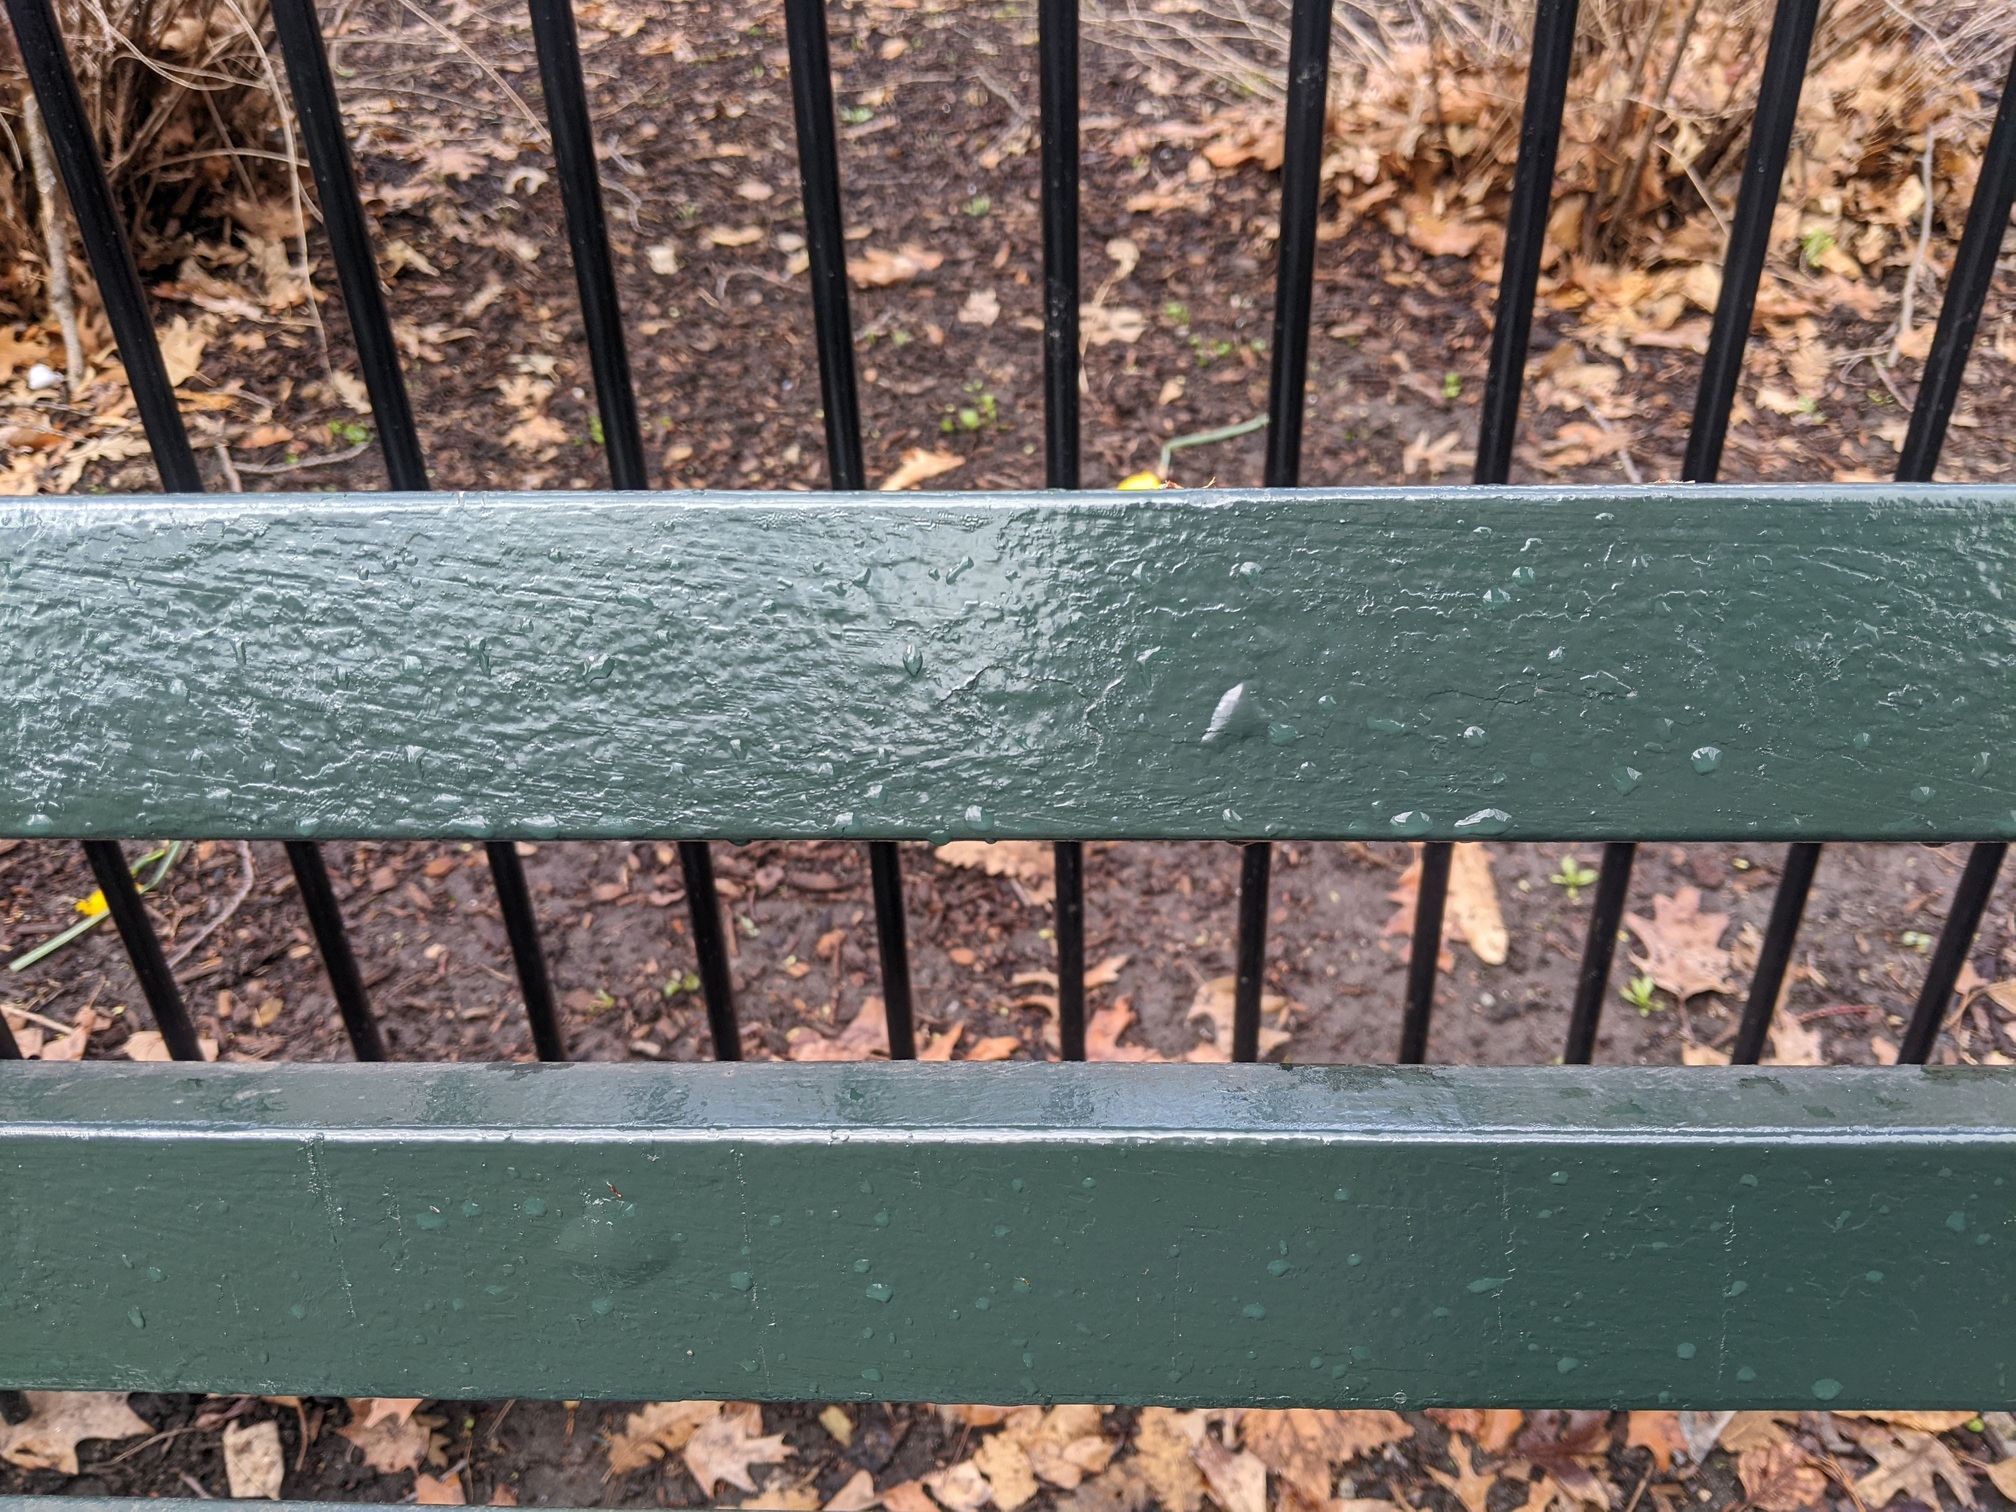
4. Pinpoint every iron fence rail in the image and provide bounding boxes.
[0,0,2011,1078]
